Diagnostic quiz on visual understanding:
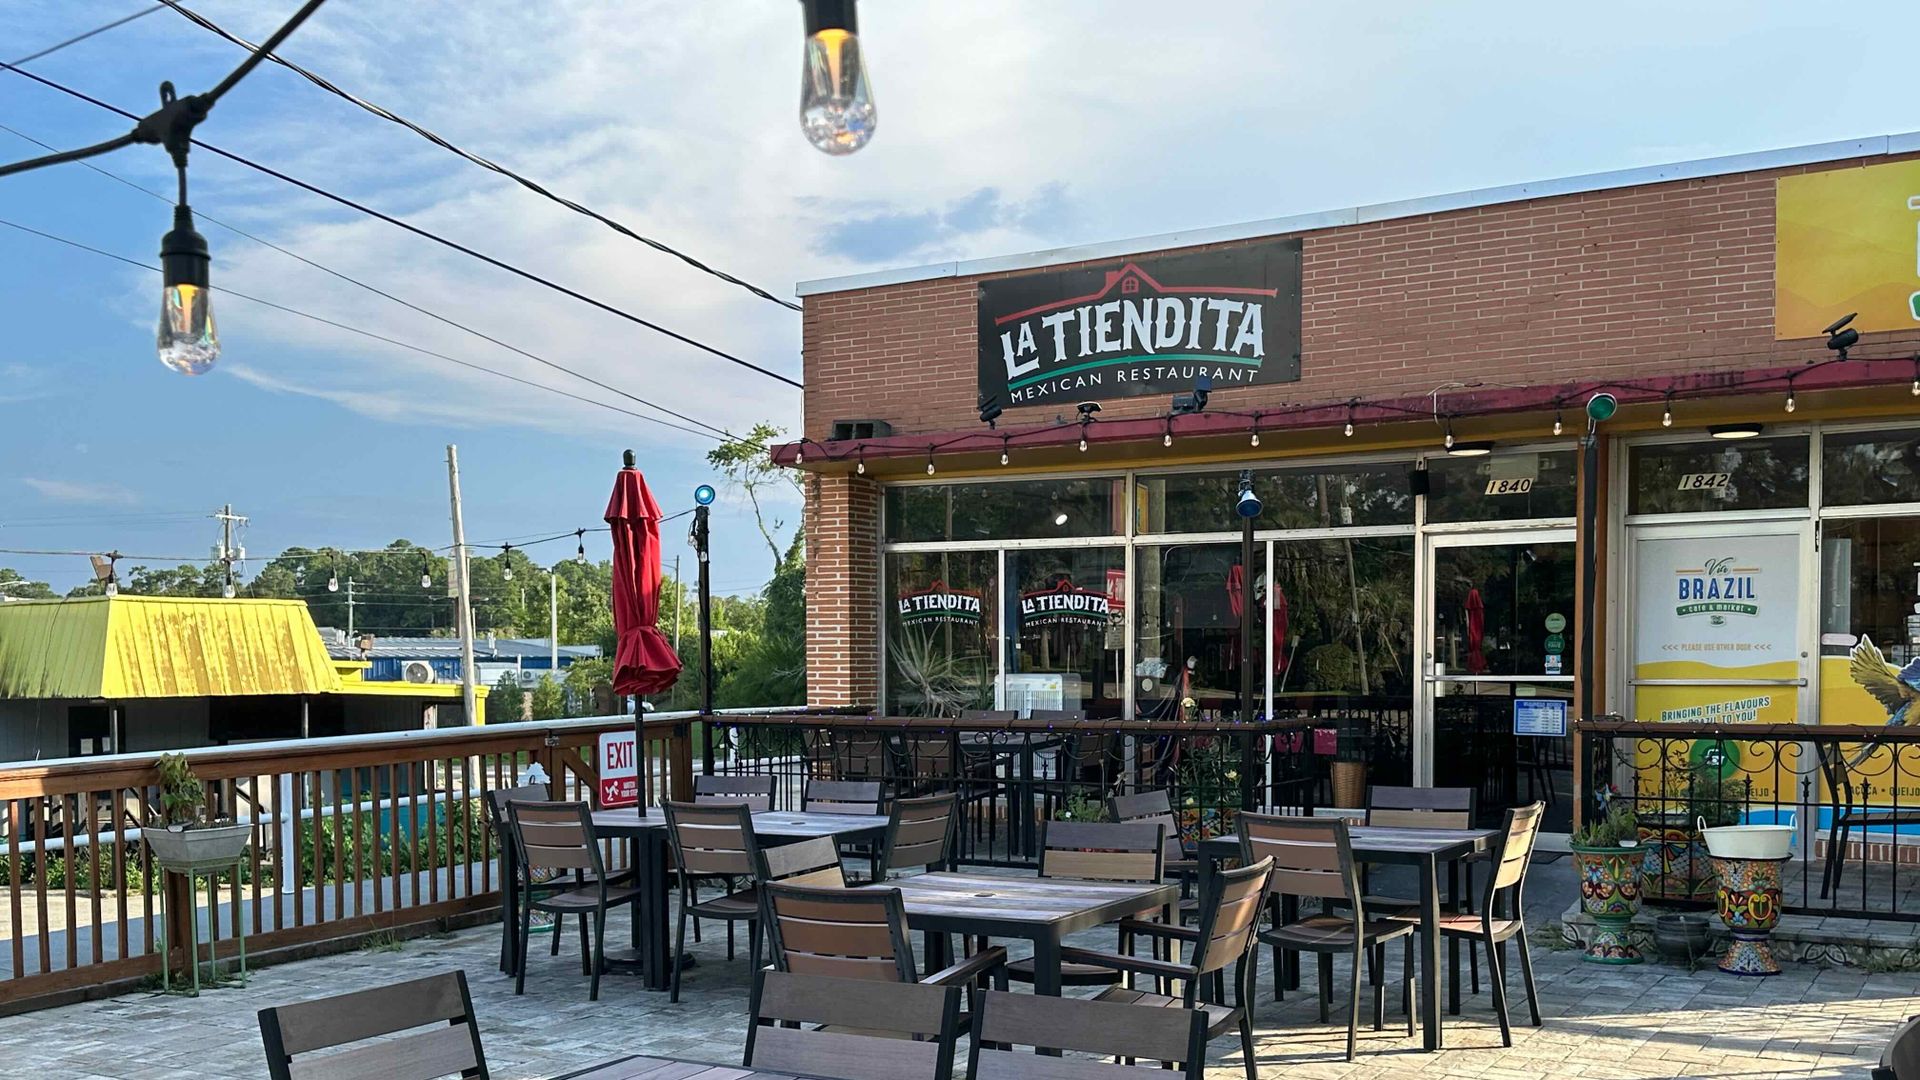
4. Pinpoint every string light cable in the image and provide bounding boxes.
[0,61,805,390]
[9,5,166,67]
[157,0,800,313]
